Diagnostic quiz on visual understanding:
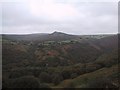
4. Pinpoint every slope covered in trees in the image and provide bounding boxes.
[2,33,119,89]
